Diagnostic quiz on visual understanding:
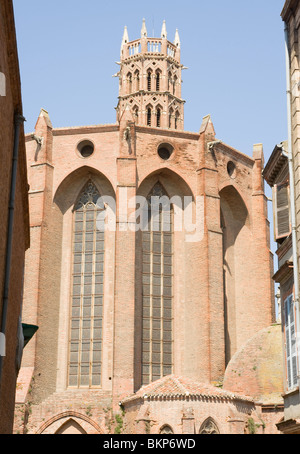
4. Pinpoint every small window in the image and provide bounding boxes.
[274,182,291,241]
[77,140,94,158]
